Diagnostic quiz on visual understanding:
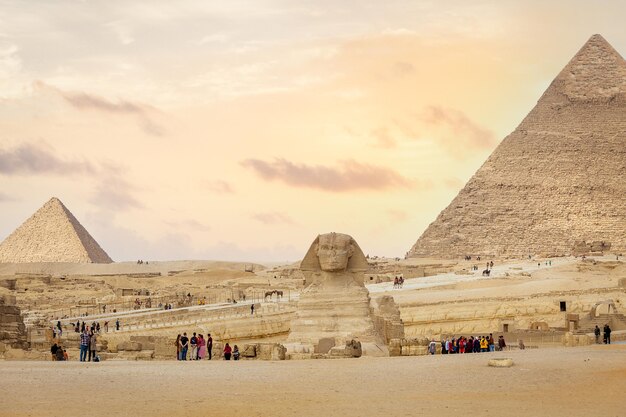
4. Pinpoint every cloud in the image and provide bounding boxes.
[197,33,229,45]
[104,20,135,45]
[33,81,165,136]
[241,158,413,192]
[0,42,21,78]
[386,209,409,222]
[251,212,295,225]
[393,61,415,76]
[0,192,16,202]
[34,80,144,114]
[420,106,496,149]
[89,176,143,211]
[371,127,397,149]
[206,180,235,194]
[165,219,211,232]
[0,142,95,176]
